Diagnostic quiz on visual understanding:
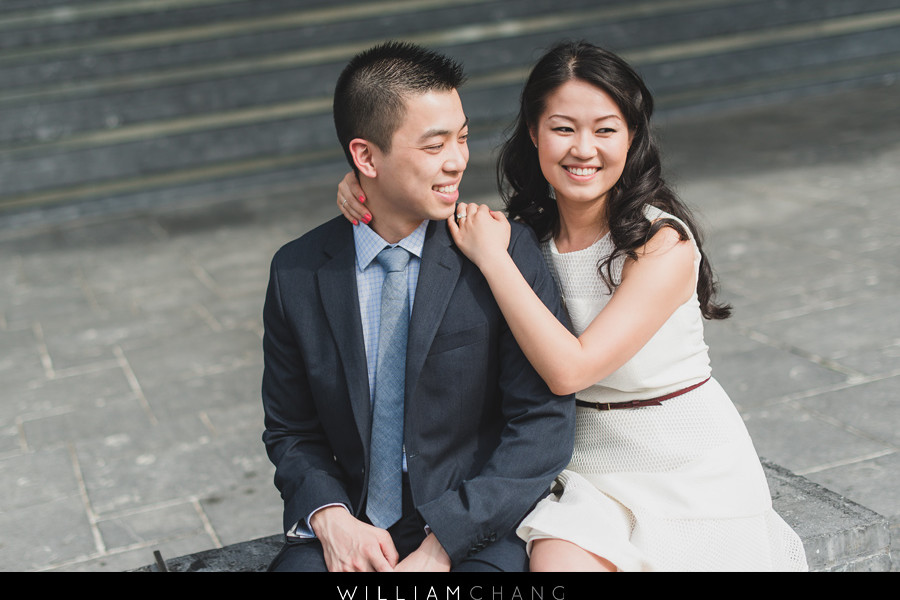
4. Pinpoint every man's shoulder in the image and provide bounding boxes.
[430,213,538,249]
[272,216,350,268]
[507,218,539,245]
[505,218,544,263]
